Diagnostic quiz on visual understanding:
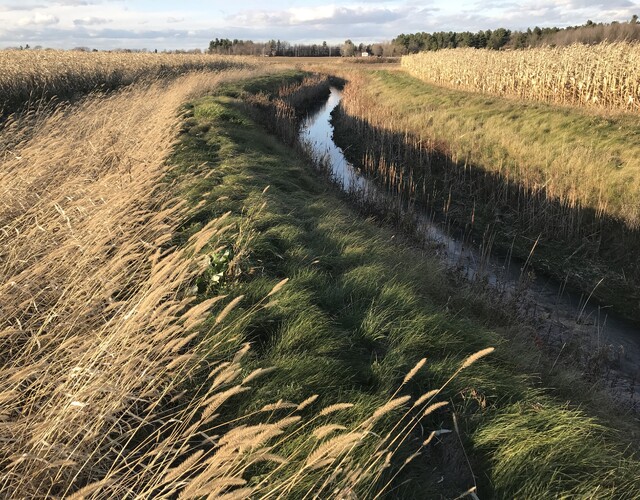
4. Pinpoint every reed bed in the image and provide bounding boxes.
[0,71,233,496]
[402,42,640,111]
[244,73,331,144]
[0,50,255,115]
